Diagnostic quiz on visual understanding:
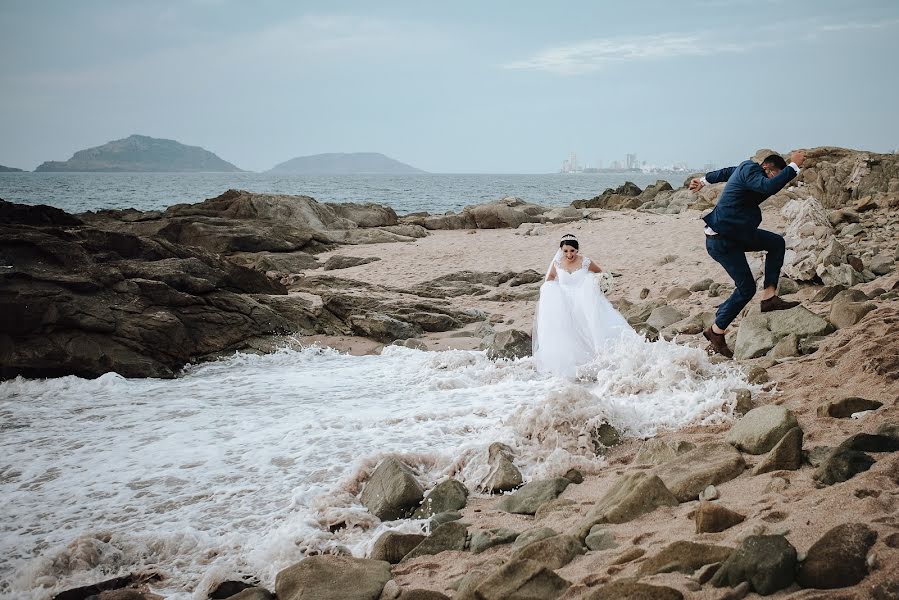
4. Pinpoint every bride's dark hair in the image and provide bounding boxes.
[559,234,579,250]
